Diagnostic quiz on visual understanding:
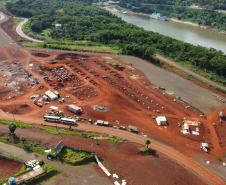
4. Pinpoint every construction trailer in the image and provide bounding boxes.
[128,125,138,132]
[219,111,224,118]
[45,90,58,101]
[97,120,104,125]
[200,143,208,152]
[104,121,109,126]
[155,116,167,126]
[68,104,82,114]
[43,95,50,101]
